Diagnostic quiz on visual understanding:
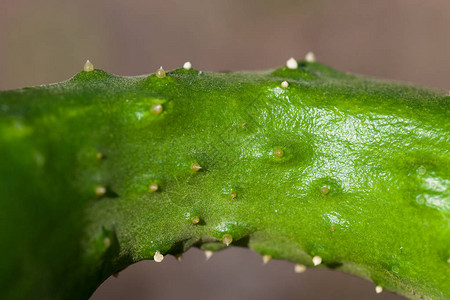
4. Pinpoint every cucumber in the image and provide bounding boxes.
[0,60,448,299]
